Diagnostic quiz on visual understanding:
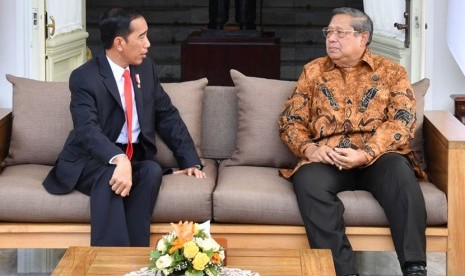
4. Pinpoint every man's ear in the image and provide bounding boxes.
[360,32,370,47]
[113,36,124,52]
